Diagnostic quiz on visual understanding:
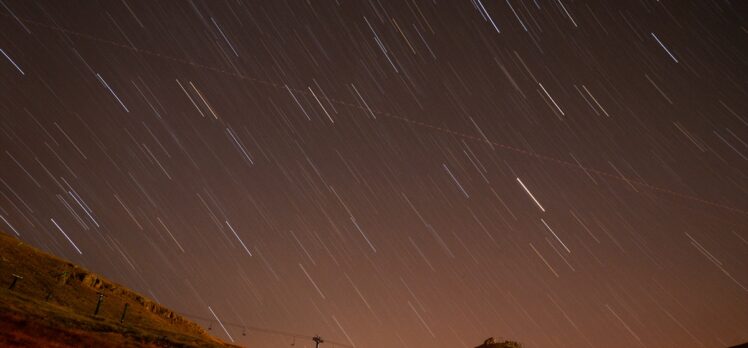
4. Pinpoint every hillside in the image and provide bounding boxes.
[0,230,241,347]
